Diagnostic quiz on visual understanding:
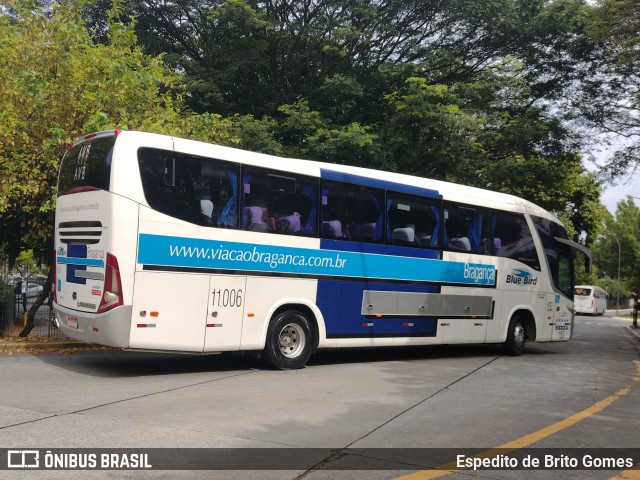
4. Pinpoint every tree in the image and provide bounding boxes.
[122,0,596,124]
[13,250,45,279]
[121,0,601,234]
[579,0,640,179]
[597,276,630,310]
[0,1,190,335]
[591,197,640,297]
